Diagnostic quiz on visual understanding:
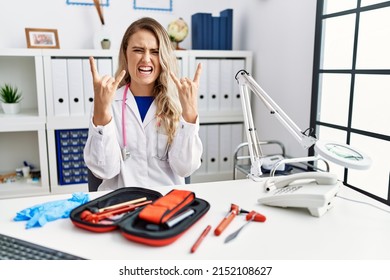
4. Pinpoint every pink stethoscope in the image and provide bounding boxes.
[121,84,130,160]
[120,84,169,161]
